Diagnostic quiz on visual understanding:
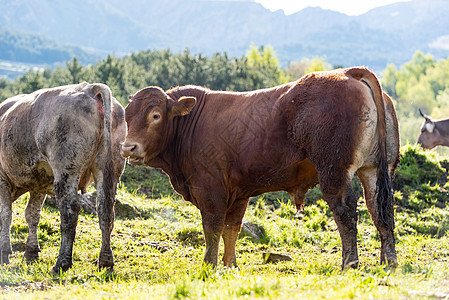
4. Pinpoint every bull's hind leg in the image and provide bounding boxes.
[0,179,12,264]
[24,192,46,262]
[320,172,359,269]
[52,173,81,273]
[357,167,397,265]
[222,198,249,267]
